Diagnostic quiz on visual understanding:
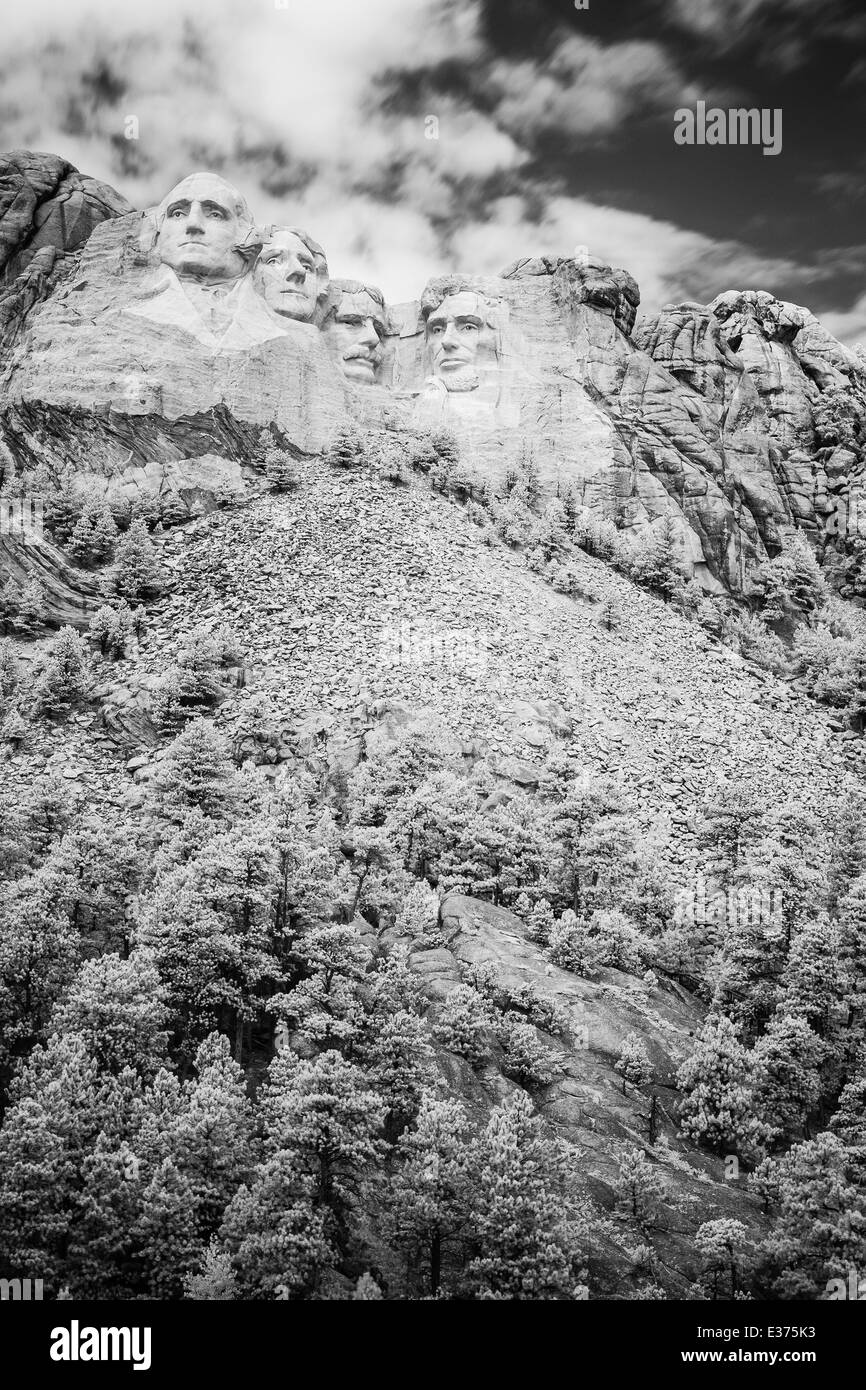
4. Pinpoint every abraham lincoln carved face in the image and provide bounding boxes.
[424,290,497,392]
